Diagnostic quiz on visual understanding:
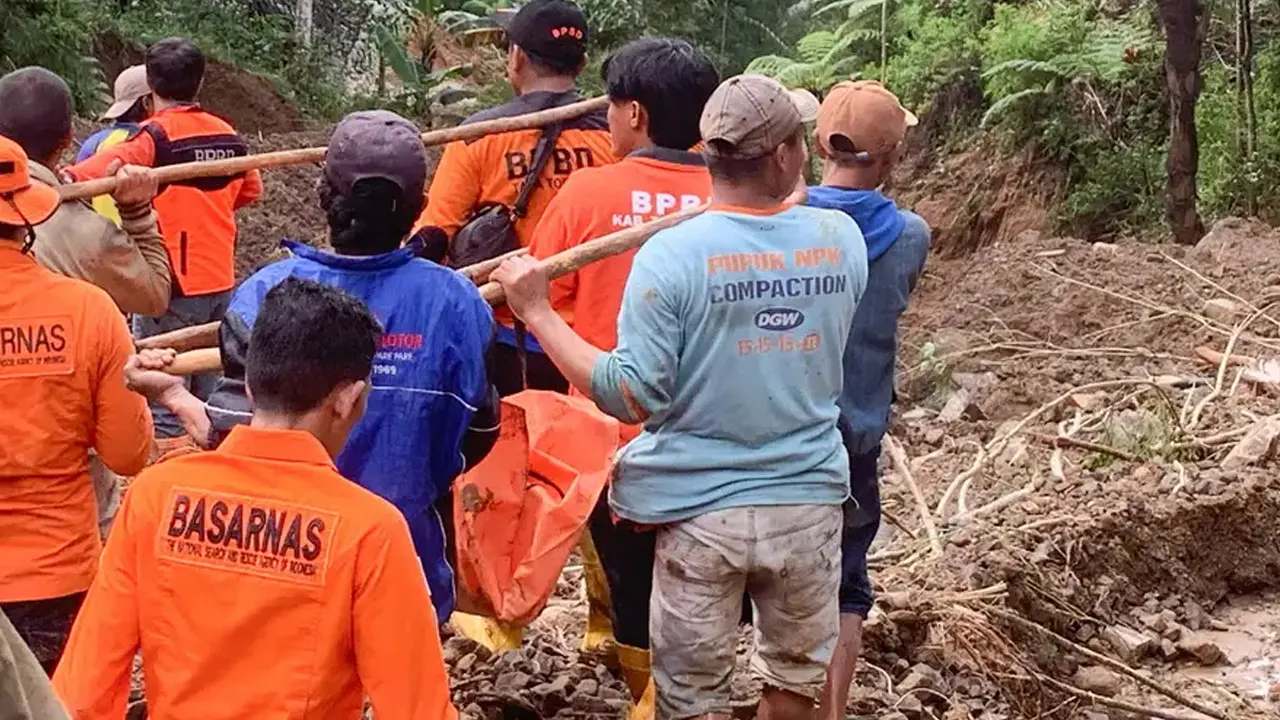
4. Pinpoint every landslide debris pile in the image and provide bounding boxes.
[850,218,1280,719]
